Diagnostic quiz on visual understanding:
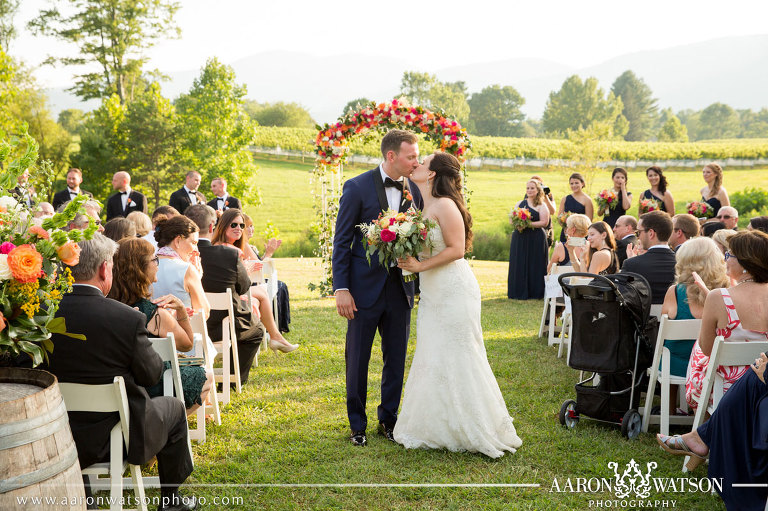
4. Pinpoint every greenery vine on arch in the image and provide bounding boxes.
[308,98,472,295]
